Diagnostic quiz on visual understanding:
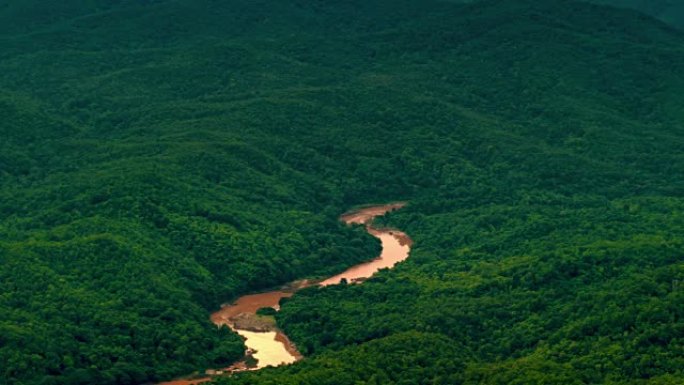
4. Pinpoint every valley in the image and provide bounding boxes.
[1,1,683,385]
[162,203,411,384]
